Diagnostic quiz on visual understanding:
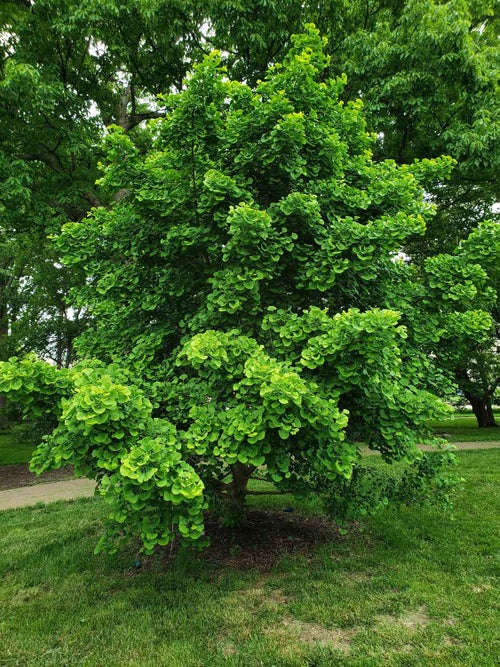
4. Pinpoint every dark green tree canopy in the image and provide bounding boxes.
[0,0,204,365]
